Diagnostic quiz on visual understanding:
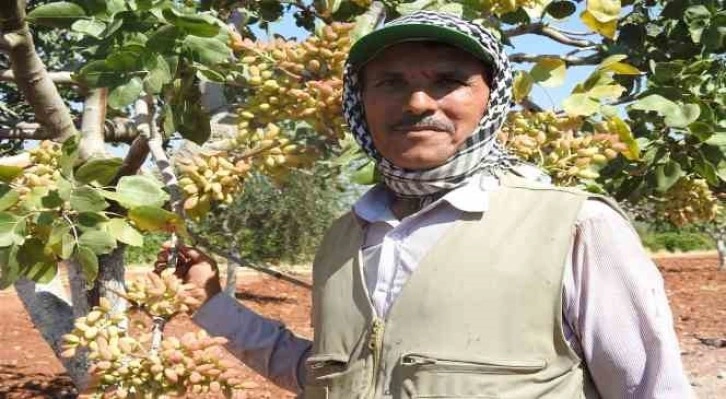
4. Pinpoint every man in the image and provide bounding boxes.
[157,11,694,398]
